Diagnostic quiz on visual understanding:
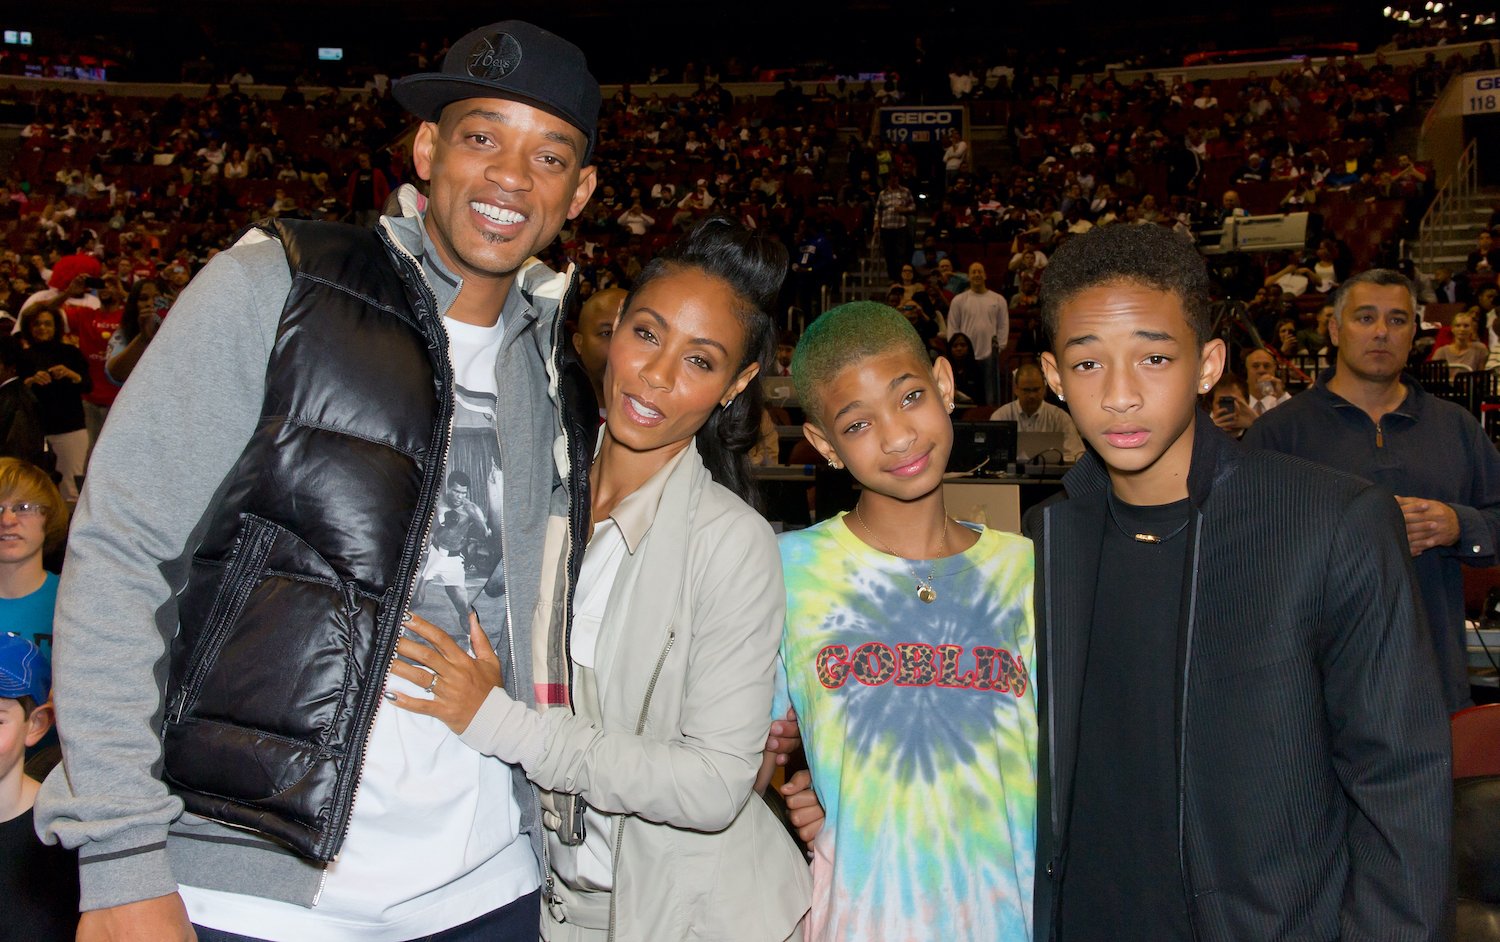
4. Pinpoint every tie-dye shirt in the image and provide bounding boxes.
[775,514,1037,942]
